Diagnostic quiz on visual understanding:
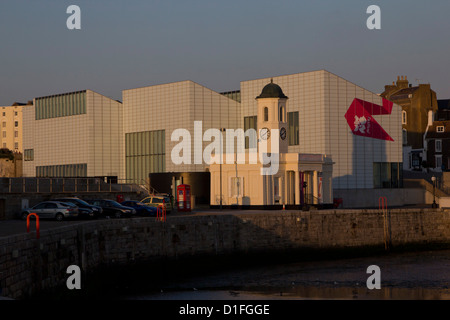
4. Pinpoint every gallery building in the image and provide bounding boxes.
[22,90,123,179]
[21,70,408,208]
